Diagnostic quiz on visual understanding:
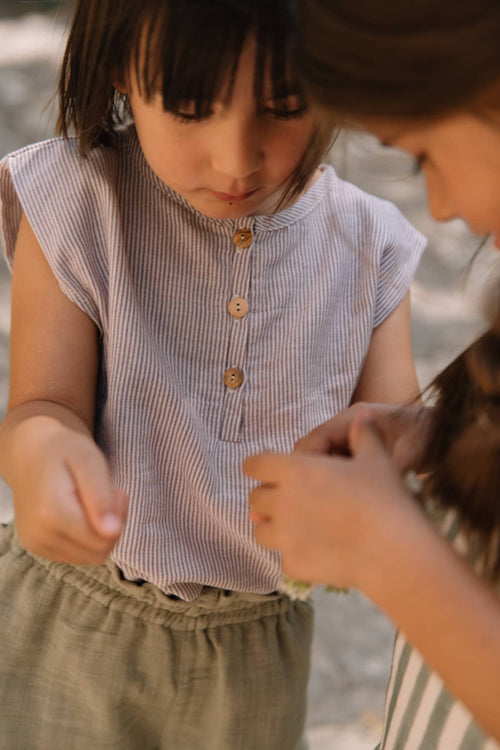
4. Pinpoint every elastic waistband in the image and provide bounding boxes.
[0,523,301,631]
